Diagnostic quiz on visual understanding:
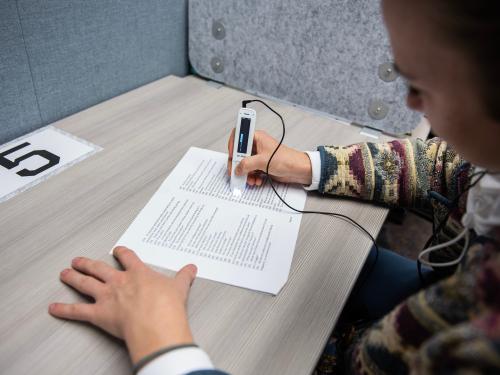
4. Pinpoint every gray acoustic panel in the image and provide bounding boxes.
[189,0,420,135]
[0,0,42,145]
[16,0,189,127]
